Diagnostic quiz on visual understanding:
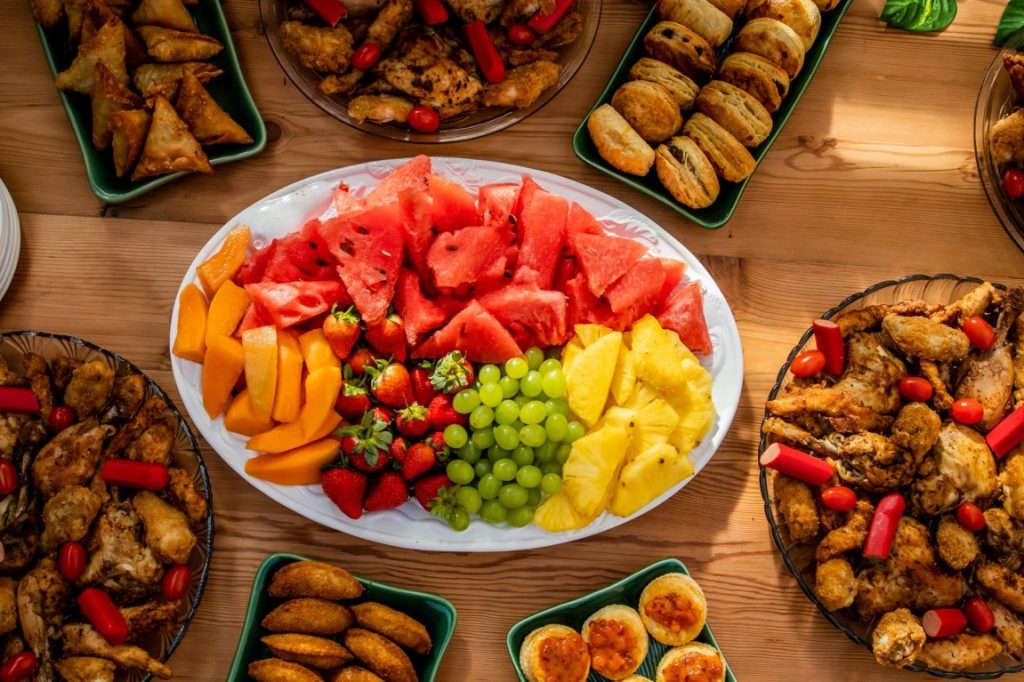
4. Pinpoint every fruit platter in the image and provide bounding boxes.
[169,155,742,551]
